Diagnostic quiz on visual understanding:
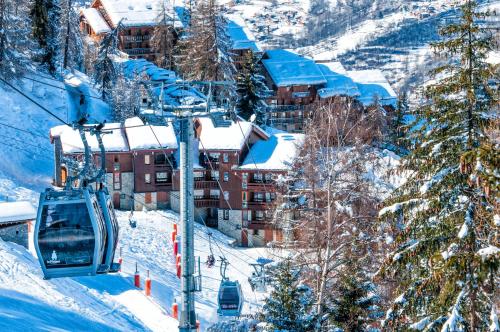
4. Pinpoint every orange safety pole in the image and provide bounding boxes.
[134,262,141,288]
[171,230,177,243]
[145,270,151,296]
[176,254,181,266]
[172,300,178,320]
[173,240,179,256]
[173,223,178,233]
